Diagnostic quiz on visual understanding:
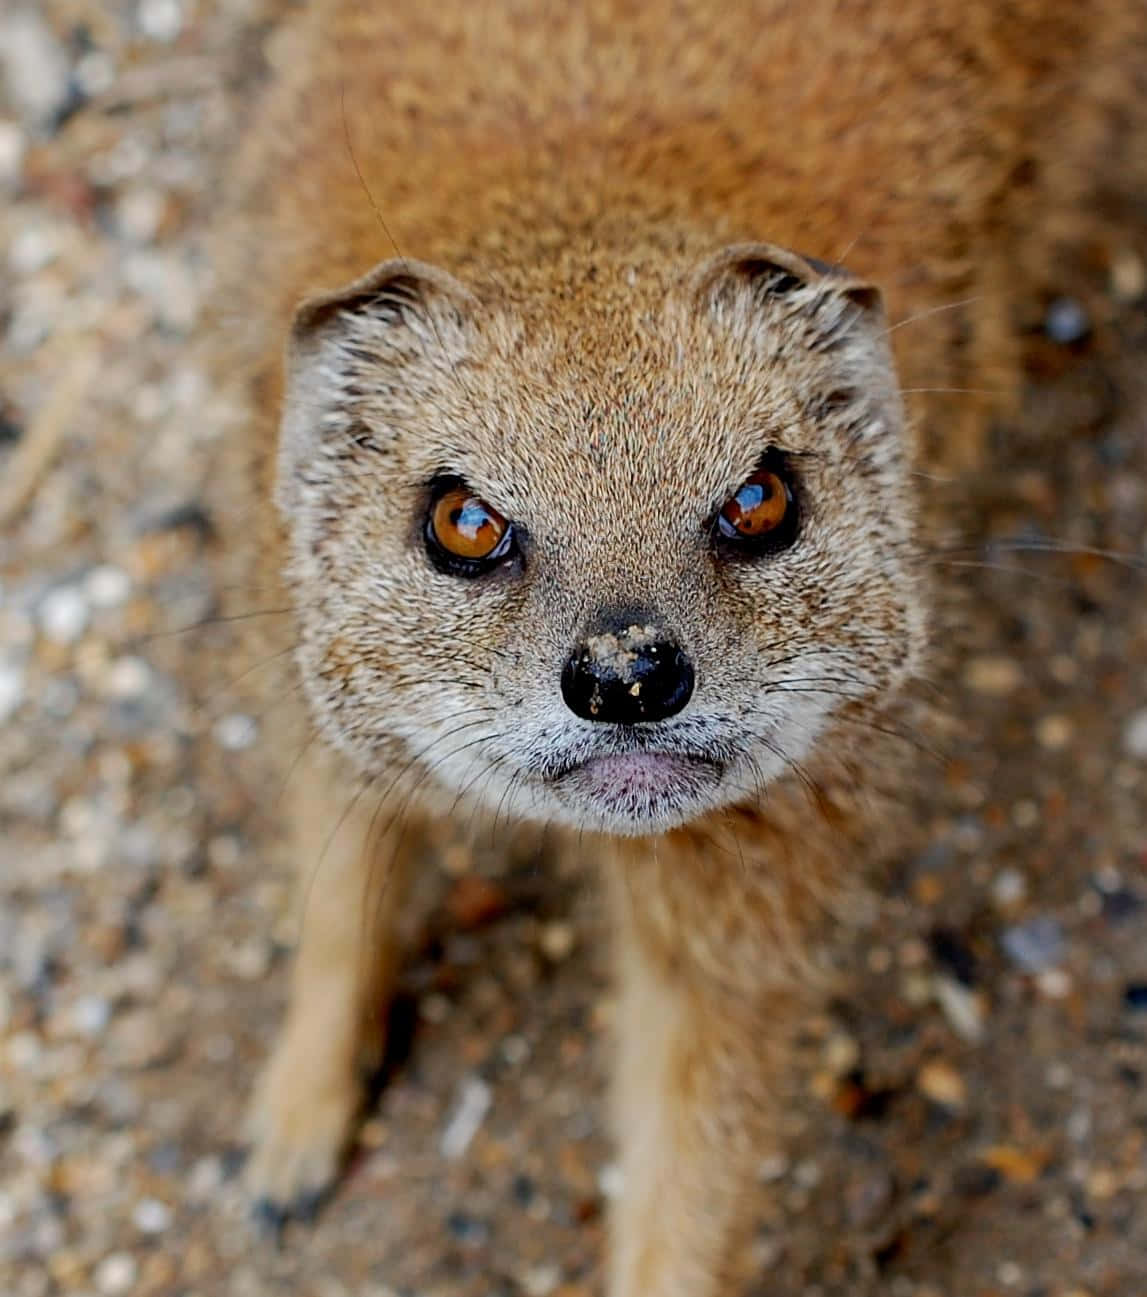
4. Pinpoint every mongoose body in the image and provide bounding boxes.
[218,2,1147,1291]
